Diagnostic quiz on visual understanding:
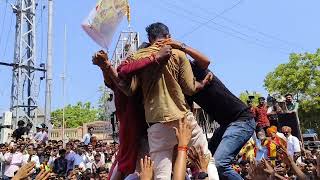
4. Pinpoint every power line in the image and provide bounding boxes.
[161,0,293,53]
[152,1,290,54]
[3,9,13,58]
[176,0,305,51]
[40,0,45,64]
[179,0,245,39]
[0,0,8,48]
